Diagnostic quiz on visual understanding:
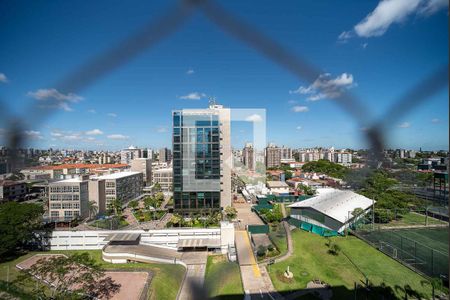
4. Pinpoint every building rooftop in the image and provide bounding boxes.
[266,181,289,188]
[96,171,142,180]
[288,188,375,224]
